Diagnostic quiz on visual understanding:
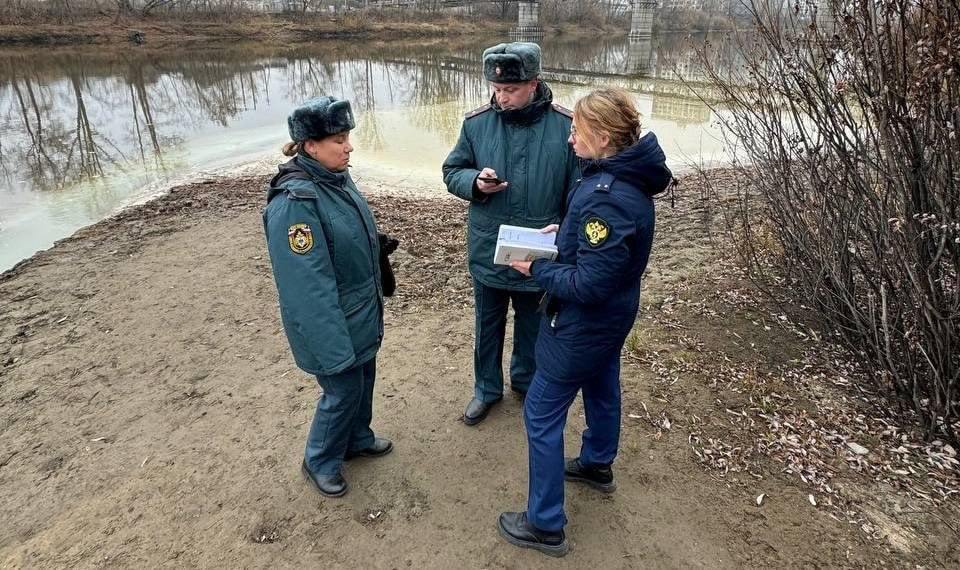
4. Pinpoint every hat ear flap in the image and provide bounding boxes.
[482,43,508,60]
[327,100,356,133]
[304,105,329,141]
[288,107,324,143]
[518,43,542,76]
